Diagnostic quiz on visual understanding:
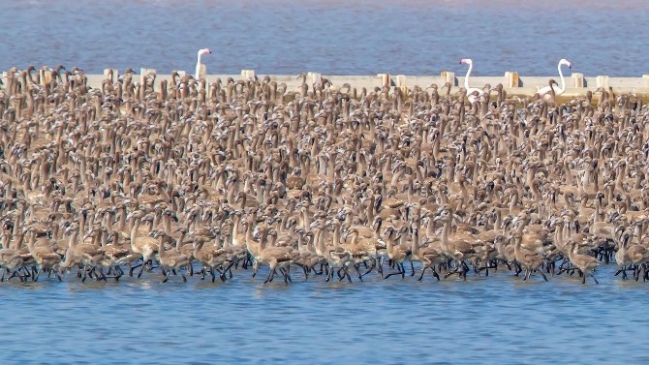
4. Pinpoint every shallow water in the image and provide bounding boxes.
[1,0,648,76]
[2,264,649,364]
